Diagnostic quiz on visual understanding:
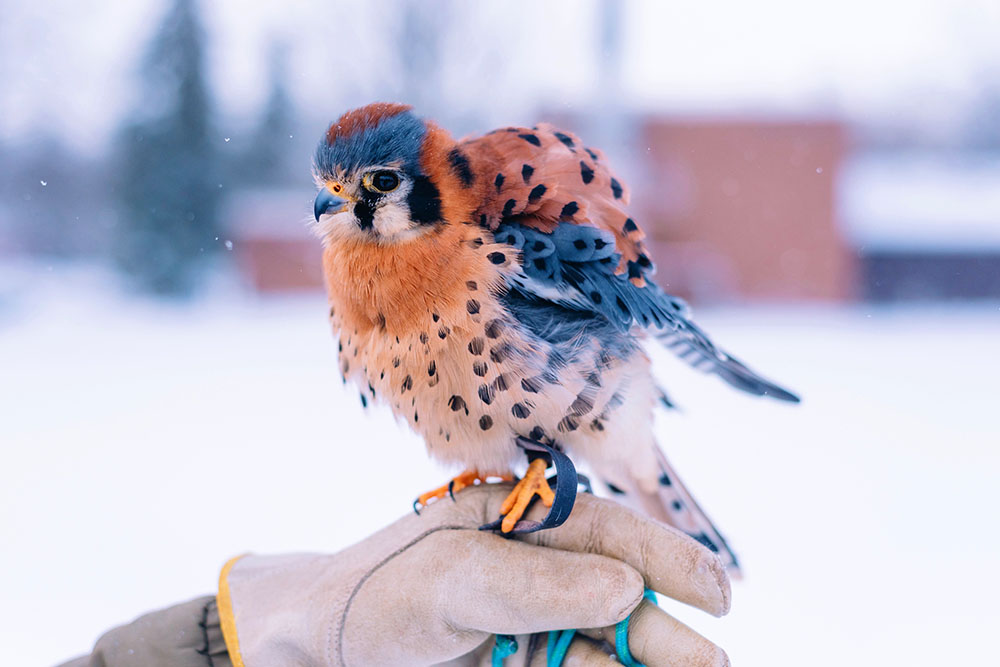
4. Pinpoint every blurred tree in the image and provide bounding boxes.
[240,40,296,185]
[113,0,220,295]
